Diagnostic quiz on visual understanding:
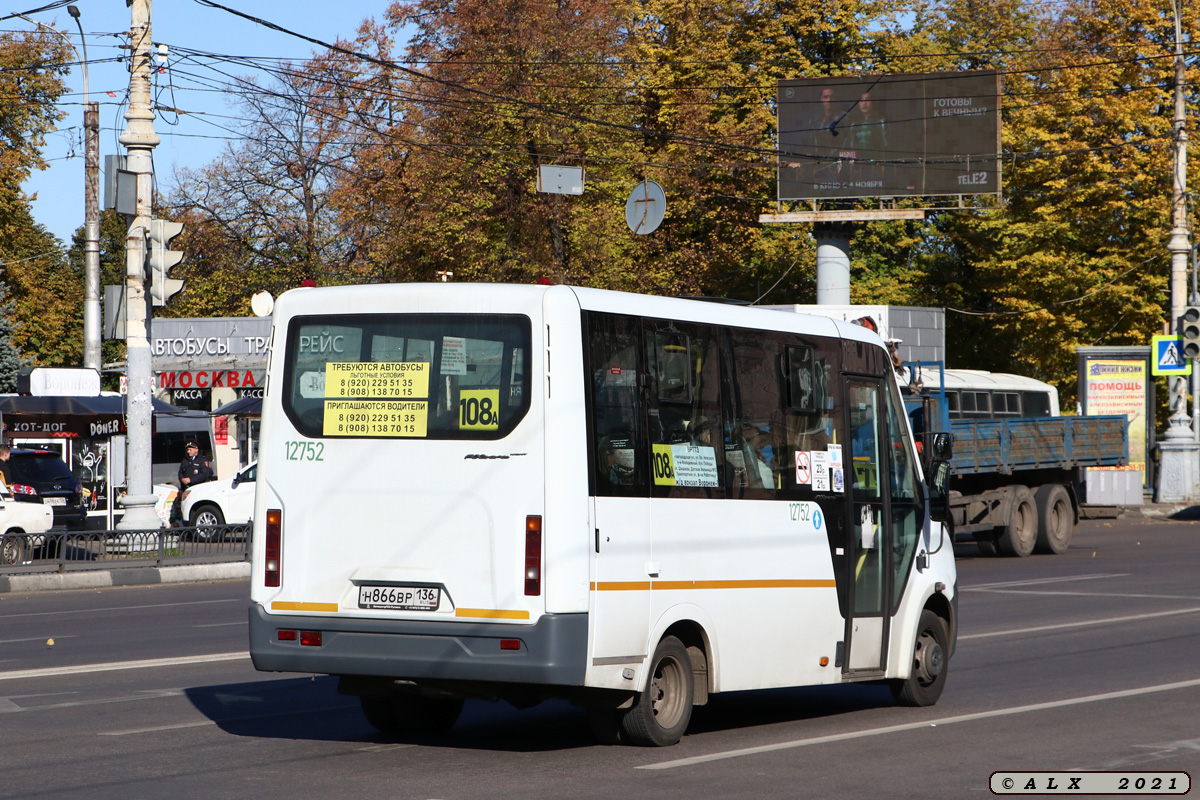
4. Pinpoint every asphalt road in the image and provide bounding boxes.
[2,516,1199,799]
